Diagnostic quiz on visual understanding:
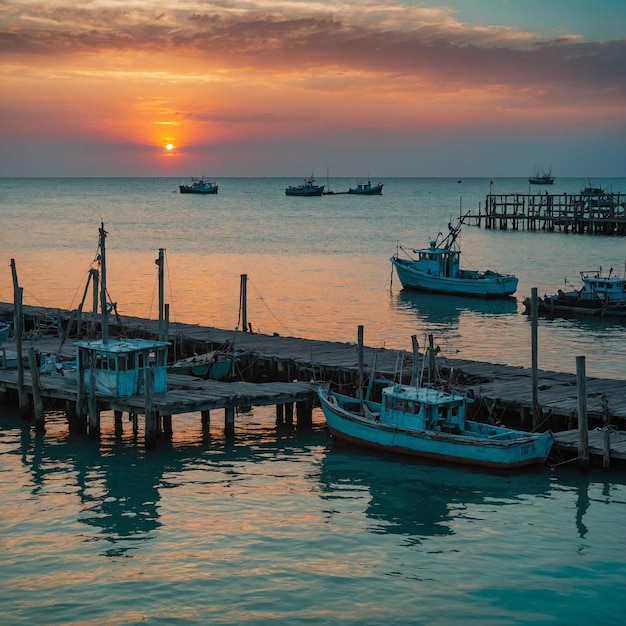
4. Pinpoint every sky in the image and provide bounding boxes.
[1,0,625,177]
